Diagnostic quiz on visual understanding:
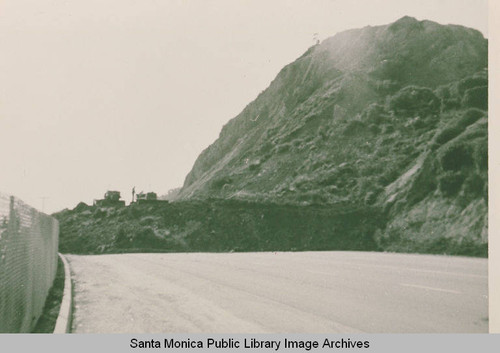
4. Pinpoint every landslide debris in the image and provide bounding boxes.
[54,17,488,256]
